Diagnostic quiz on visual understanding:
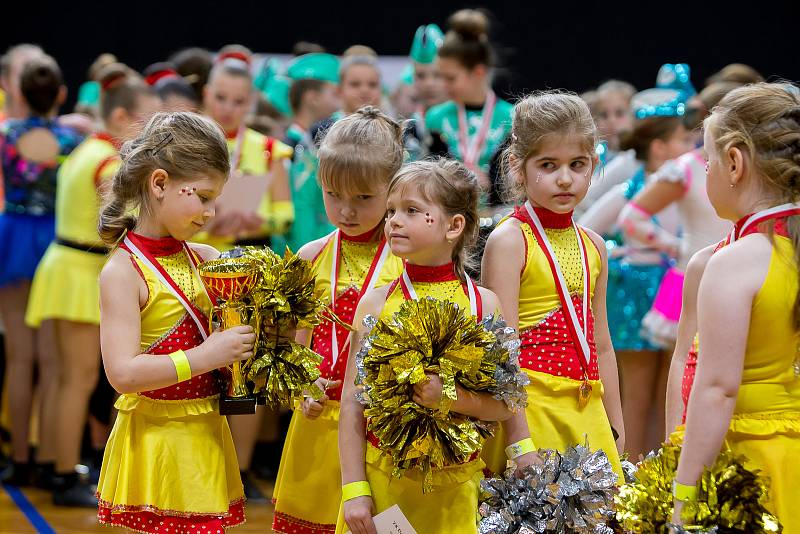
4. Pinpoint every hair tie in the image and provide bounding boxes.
[101,72,127,91]
[217,51,251,67]
[145,69,179,87]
